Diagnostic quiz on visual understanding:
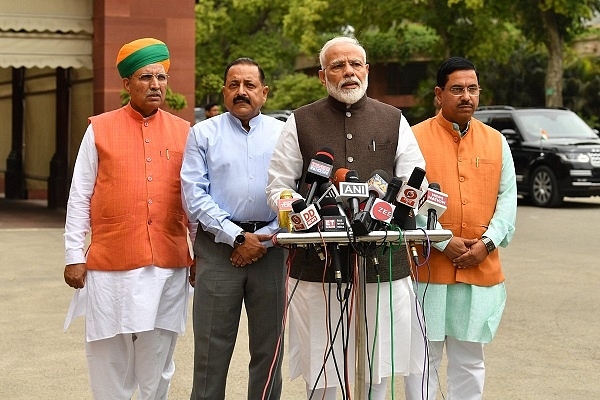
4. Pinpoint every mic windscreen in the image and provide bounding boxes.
[305,147,335,184]
[417,182,448,219]
[332,168,350,188]
[407,167,426,188]
[366,169,389,198]
[318,197,340,216]
[291,199,307,213]
[393,167,426,225]
[345,169,360,183]
[382,177,402,203]
[429,182,441,191]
